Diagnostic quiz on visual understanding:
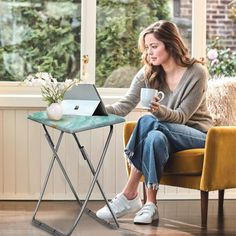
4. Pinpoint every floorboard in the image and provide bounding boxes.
[0,200,235,235]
